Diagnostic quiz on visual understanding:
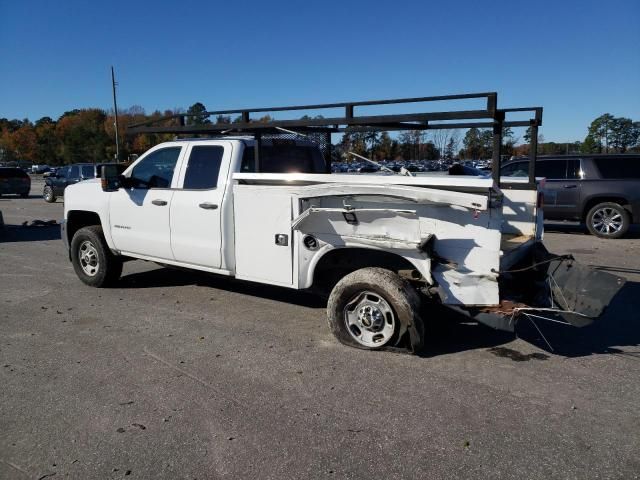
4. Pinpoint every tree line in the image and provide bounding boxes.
[1,102,638,166]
